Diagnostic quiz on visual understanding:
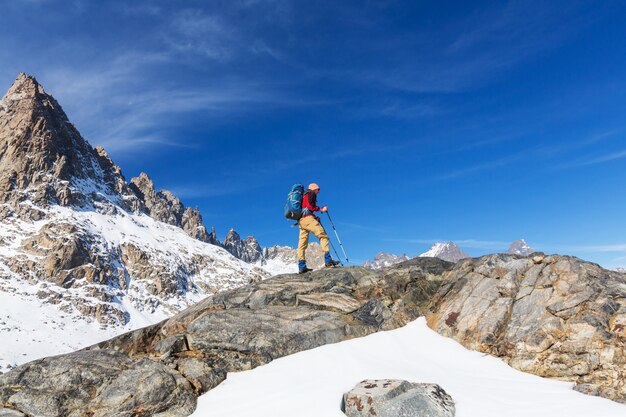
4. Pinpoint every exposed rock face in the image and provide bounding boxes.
[223,228,263,263]
[363,252,410,269]
[0,73,141,213]
[427,253,626,403]
[1,254,625,415]
[0,73,266,333]
[128,172,210,243]
[506,239,534,256]
[420,242,469,263]
[343,380,455,417]
[0,258,453,417]
[206,226,220,246]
